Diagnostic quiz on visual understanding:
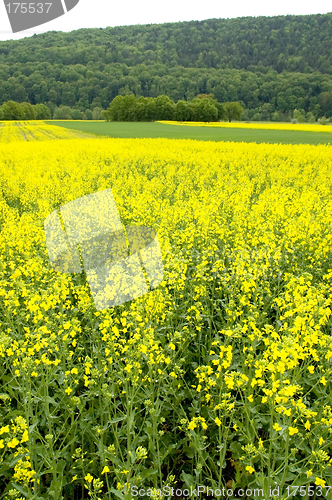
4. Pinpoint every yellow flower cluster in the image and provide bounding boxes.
[0,416,35,486]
